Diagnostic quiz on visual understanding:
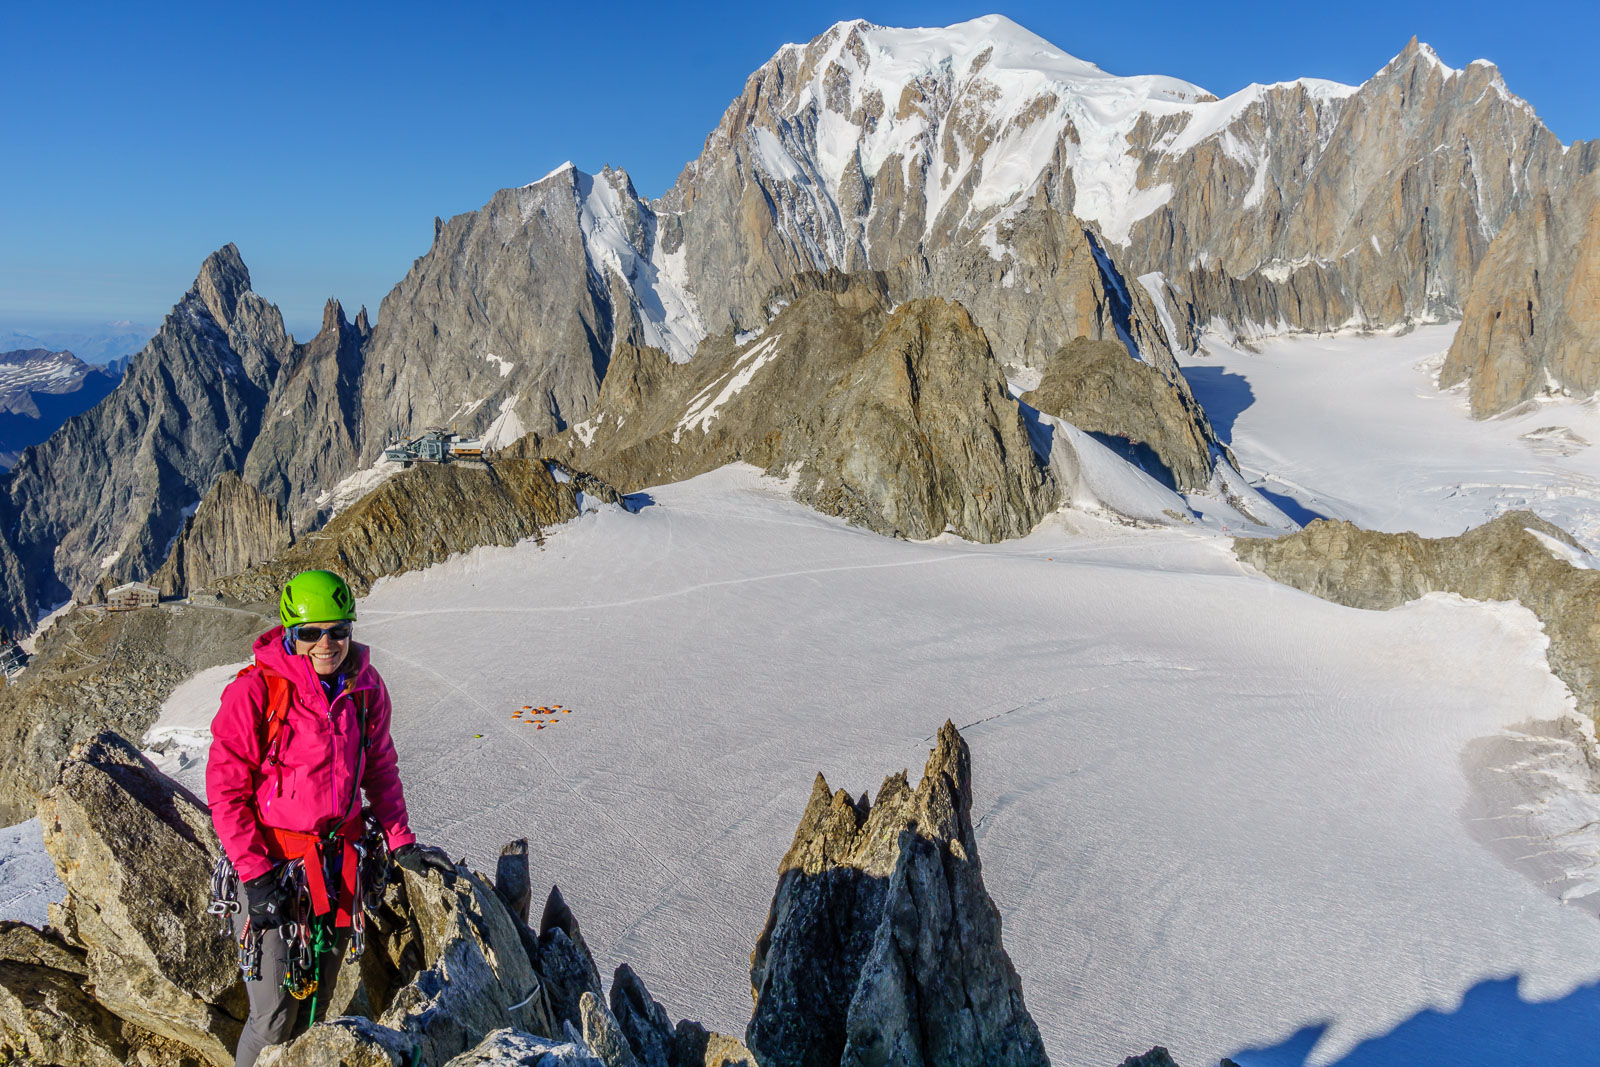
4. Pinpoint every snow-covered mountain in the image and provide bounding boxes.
[0,349,101,415]
[362,16,1594,458]
[0,349,117,470]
